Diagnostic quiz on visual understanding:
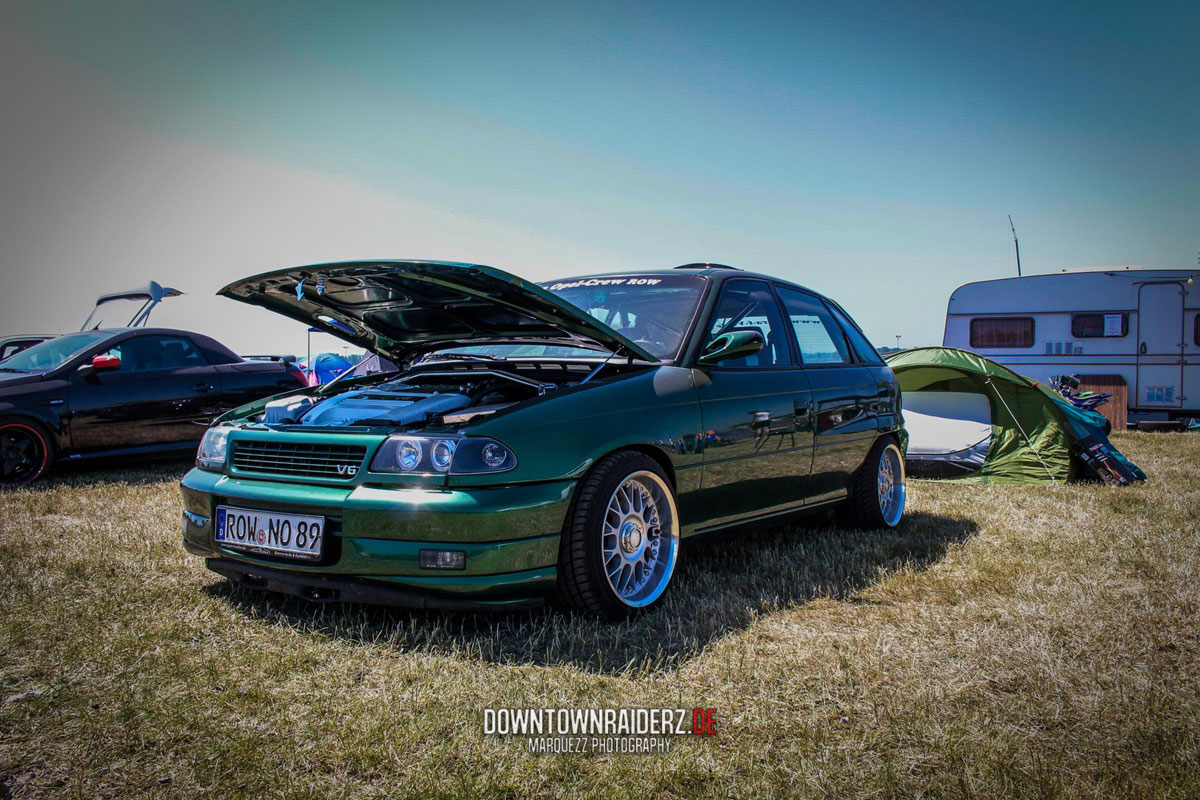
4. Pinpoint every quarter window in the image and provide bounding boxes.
[825,301,883,364]
[775,287,852,364]
[703,280,791,367]
[969,317,1034,348]
[1072,313,1128,338]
